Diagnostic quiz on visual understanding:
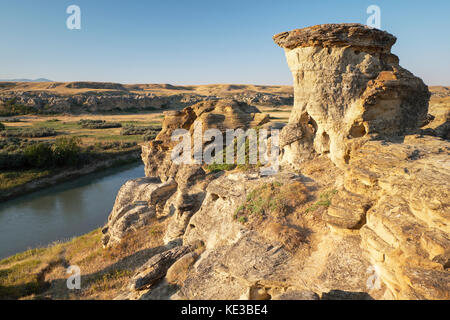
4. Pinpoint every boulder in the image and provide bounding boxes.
[101,177,177,247]
[129,244,194,291]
